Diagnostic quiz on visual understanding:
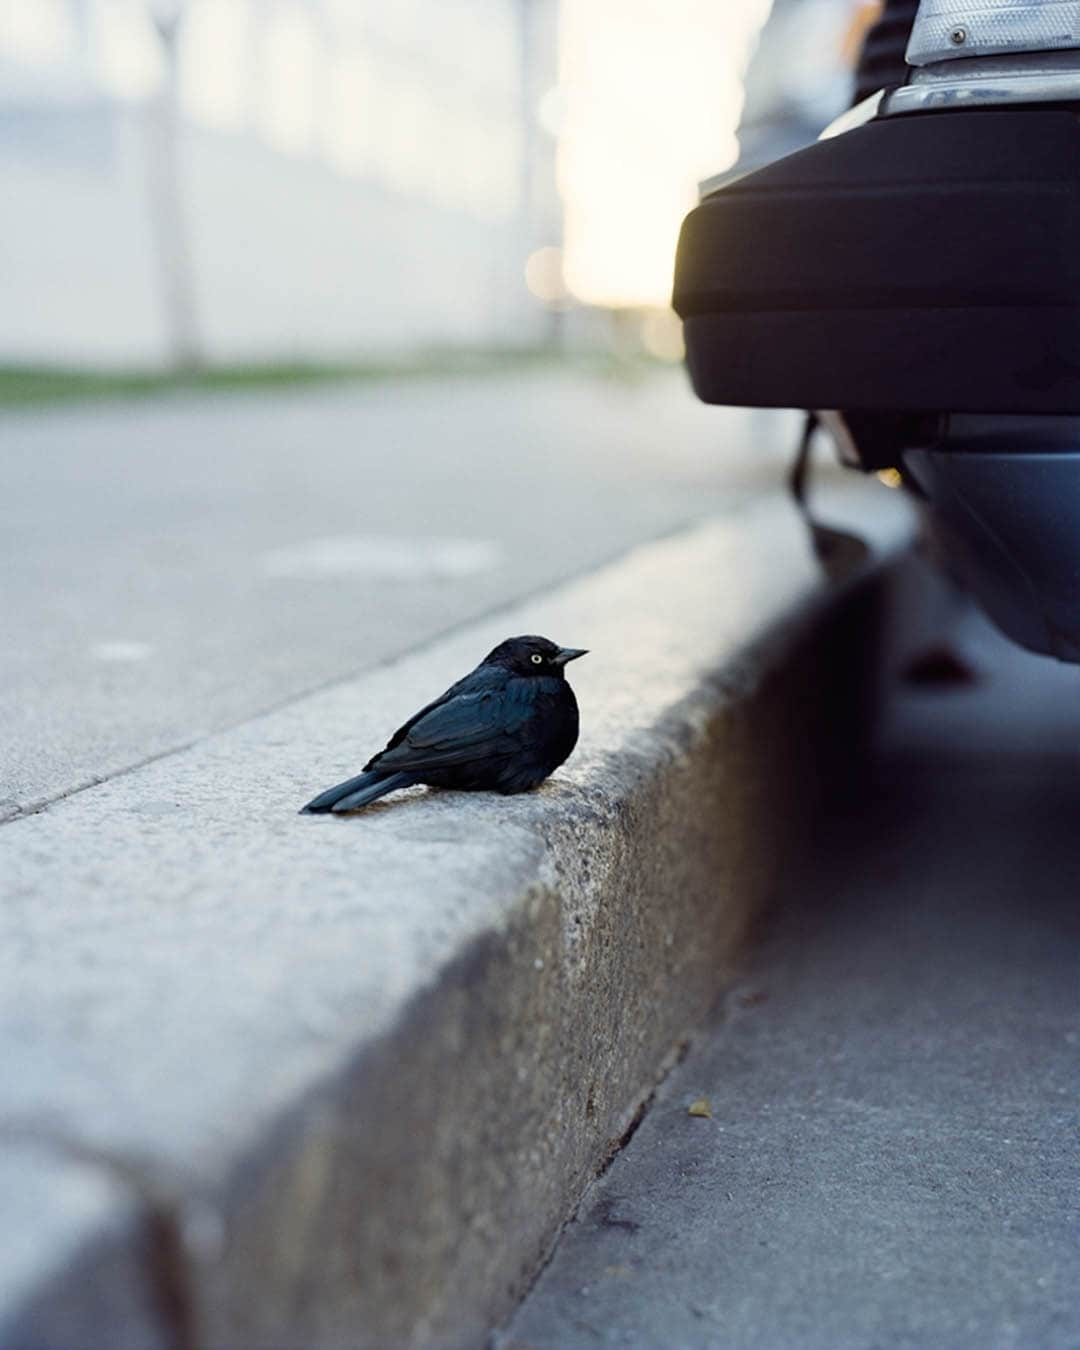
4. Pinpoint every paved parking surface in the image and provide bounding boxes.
[0,371,793,814]
[504,610,1080,1349]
